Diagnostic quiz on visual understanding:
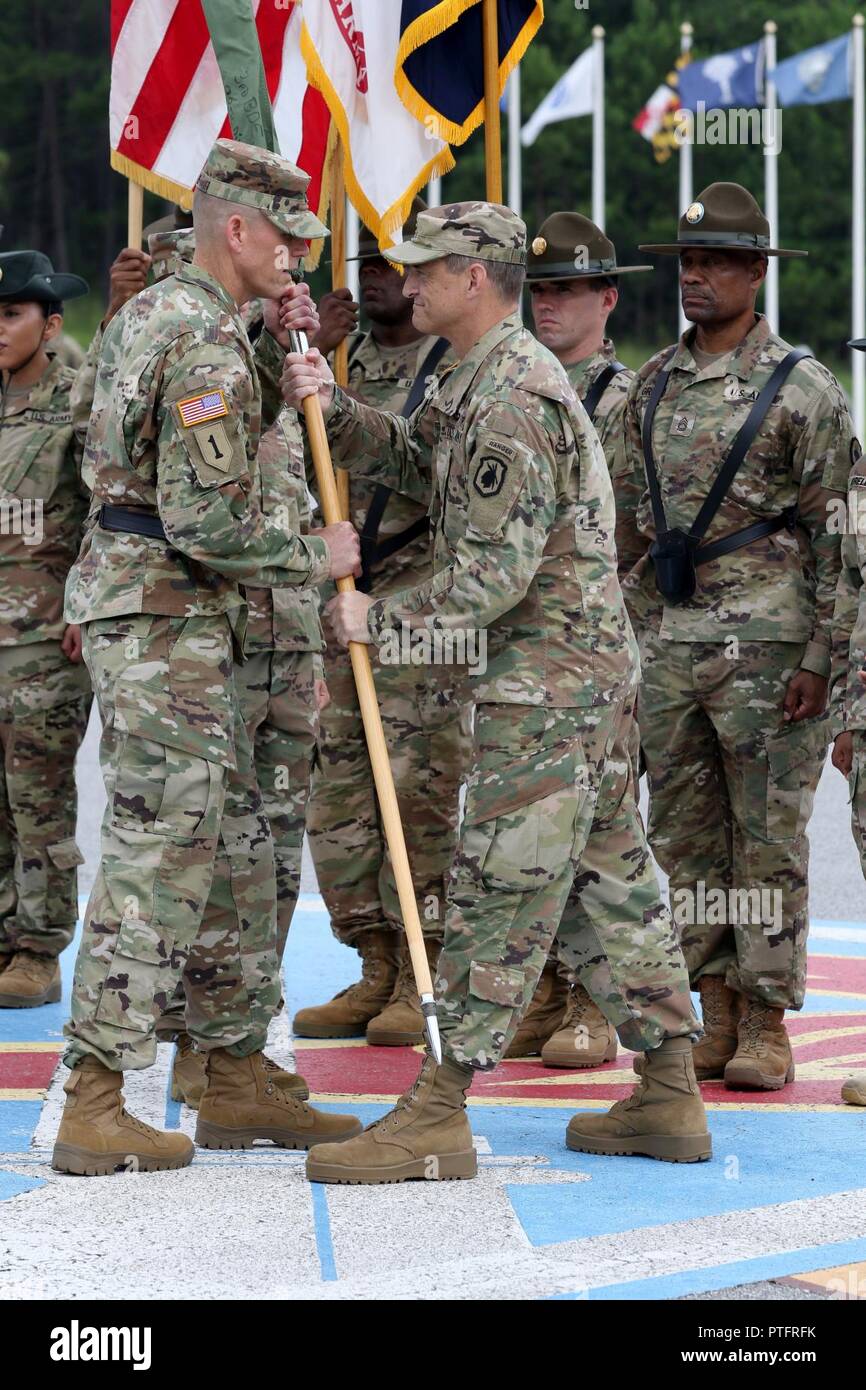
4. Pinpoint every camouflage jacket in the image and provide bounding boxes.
[324,313,638,708]
[65,262,330,625]
[0,354,89,645]
[618,315,853,676]
[243,328,323,653]
[565,340,633,579]
[830,459,866,730]
[316,329,450,600]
